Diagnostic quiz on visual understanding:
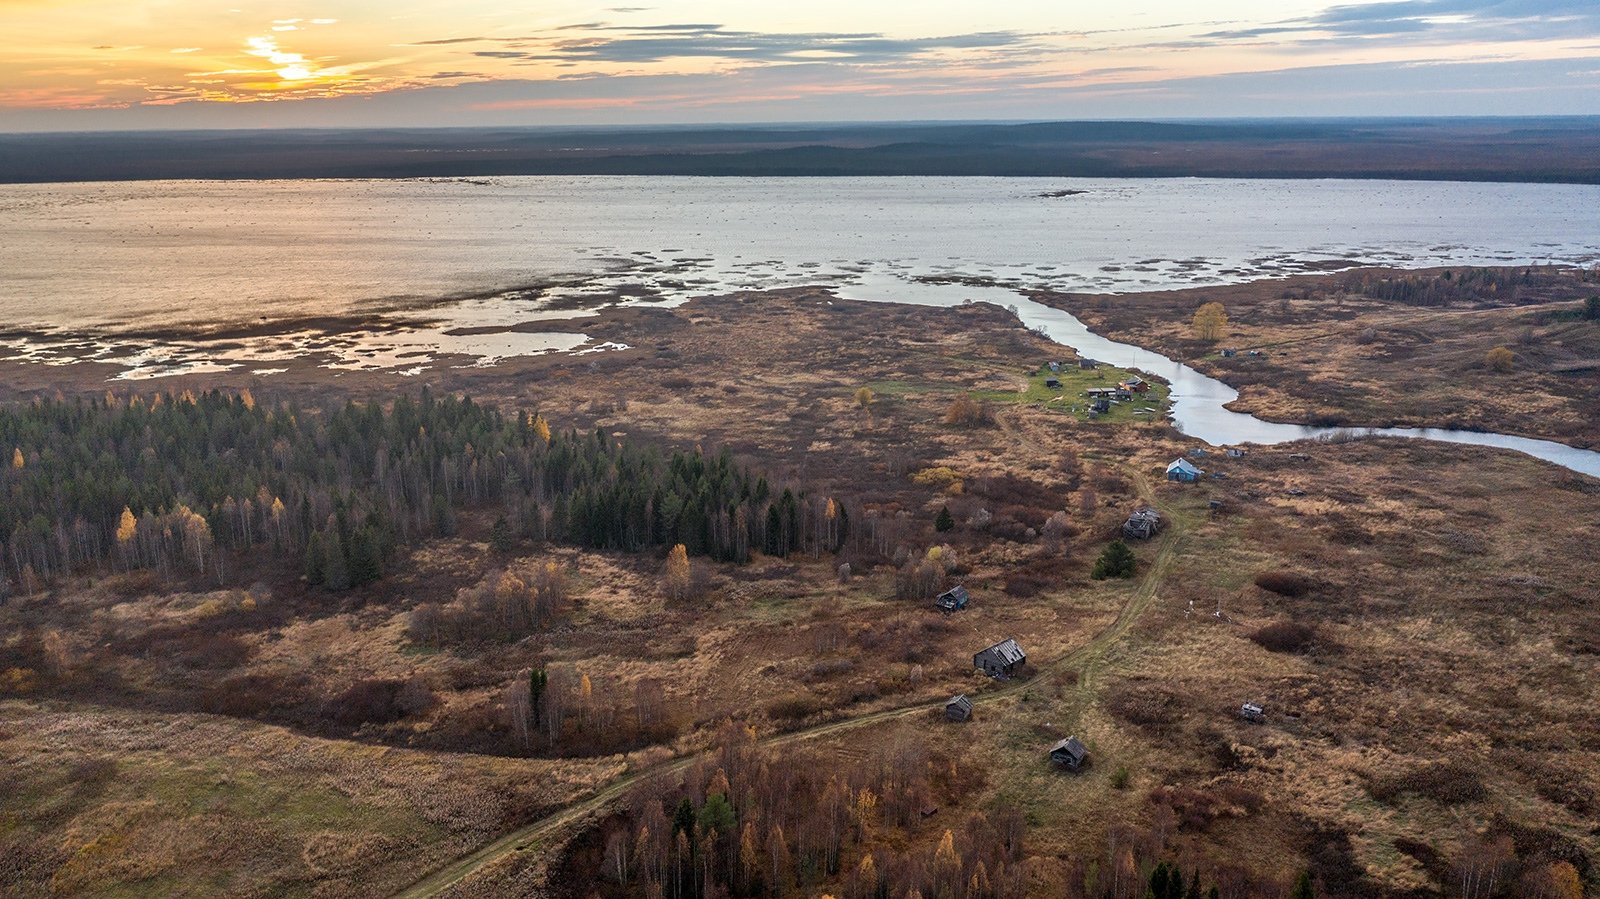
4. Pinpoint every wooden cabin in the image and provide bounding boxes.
[936,585,970,613]
[1049,736,1089,771]
[1166,458,1202,483]
[973,638,1026,679]
[945,695,974,722]
[1118,377,1150,393]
